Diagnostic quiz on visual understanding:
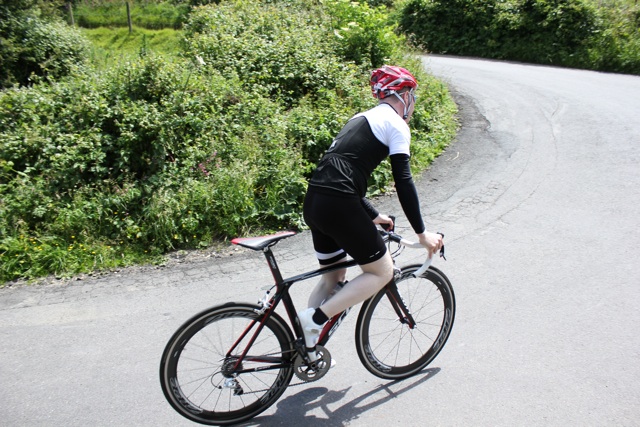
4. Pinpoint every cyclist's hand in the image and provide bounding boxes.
[373,214,394,230]
[417,232,443,257]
